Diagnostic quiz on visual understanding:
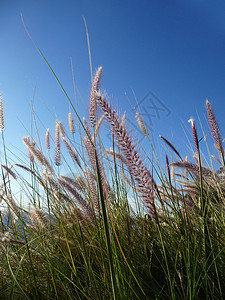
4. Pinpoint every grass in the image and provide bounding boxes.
[0,63,225,300]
